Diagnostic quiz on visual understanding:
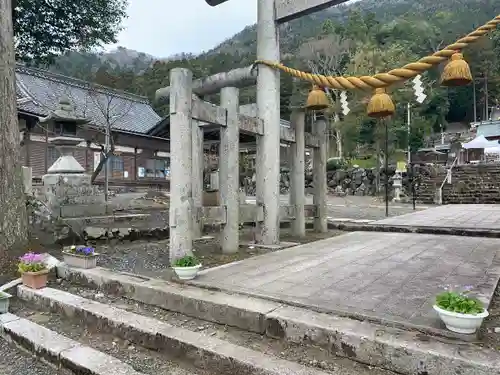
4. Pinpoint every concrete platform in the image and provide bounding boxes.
[373,204,500,231]
[191,231,500,335]
[54,266,500,375]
